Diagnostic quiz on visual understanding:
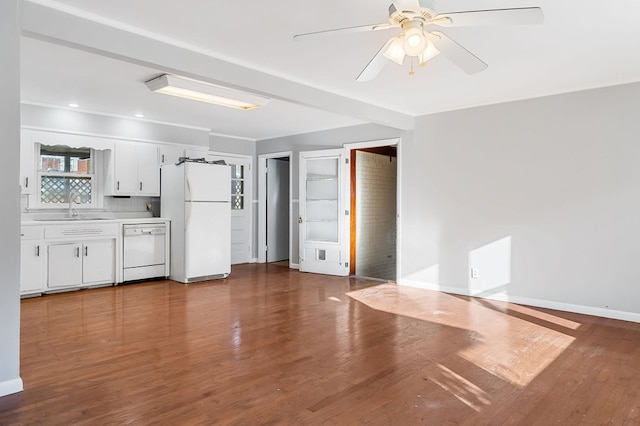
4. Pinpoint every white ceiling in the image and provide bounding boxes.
[20,0,640,140]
